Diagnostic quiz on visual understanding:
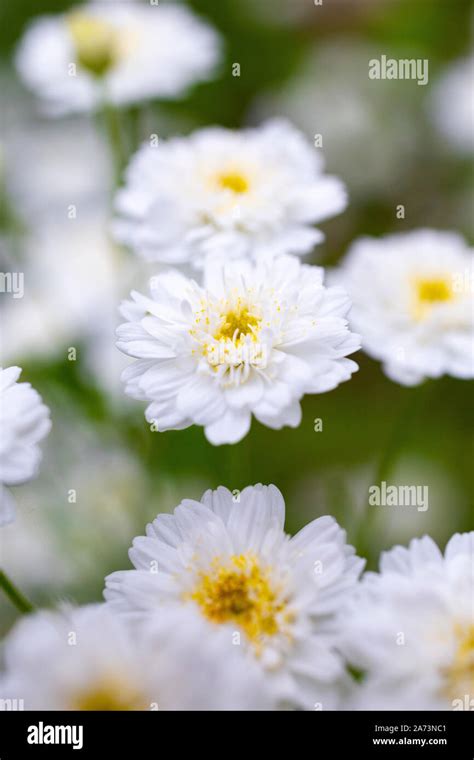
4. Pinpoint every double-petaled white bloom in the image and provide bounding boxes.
[342,533,474,711]
[105,484,365,710]
[15,2,221,115]
[0,367,51,526]
[335,229,474,385]
[0,603,263,710]
[116,256,359,444]
[114,119,347,267]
